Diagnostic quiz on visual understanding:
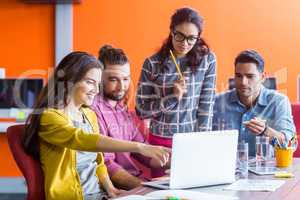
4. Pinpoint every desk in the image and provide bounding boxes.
[119,158,300,200]
[0,177,27,200]
[0,122,24,133]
